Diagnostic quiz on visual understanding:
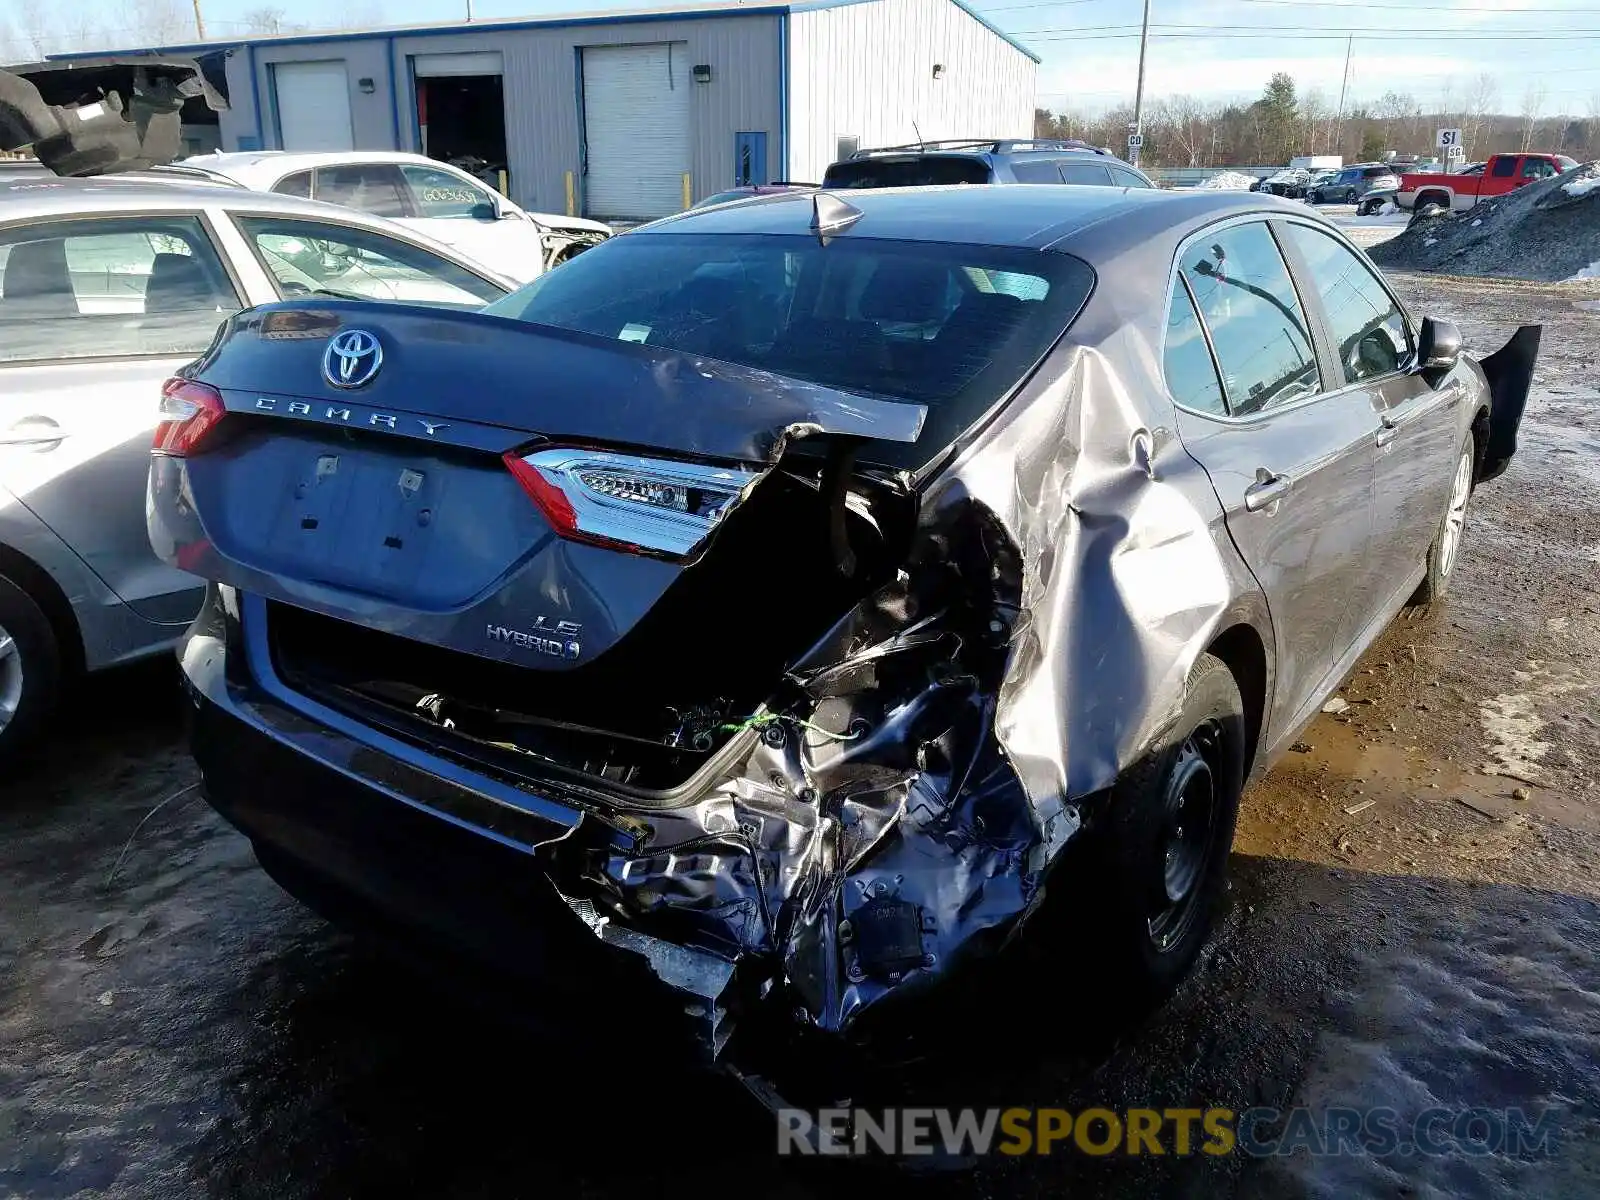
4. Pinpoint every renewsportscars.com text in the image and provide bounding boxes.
[777,1105,1560,1158]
